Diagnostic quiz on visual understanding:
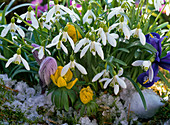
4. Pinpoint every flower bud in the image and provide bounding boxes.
[54,0,58,5]
[90,33,95,41]
[80,86,93,104]
[64,25,68,32]
[17,48,21,55]
[39,57,58,87]
[103,25,108,32]
[11,17,15,23]
[70,55,74,61]
[28,6,33,12]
